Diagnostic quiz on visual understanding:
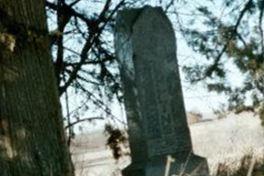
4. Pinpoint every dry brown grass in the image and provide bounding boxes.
[215,155,264,176]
